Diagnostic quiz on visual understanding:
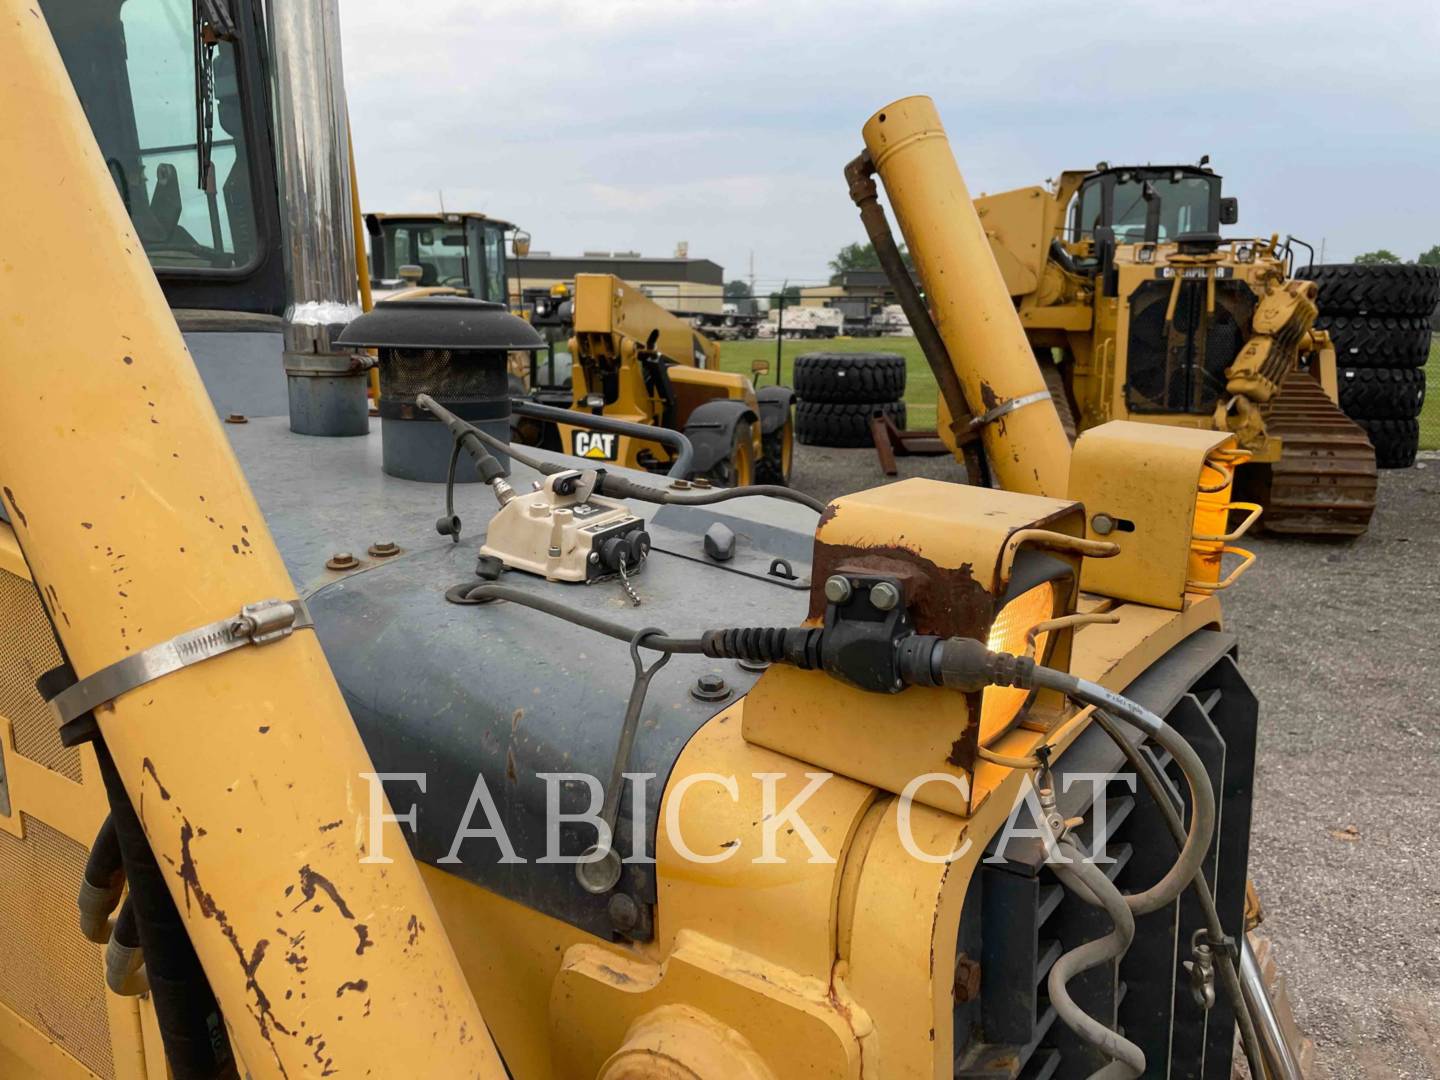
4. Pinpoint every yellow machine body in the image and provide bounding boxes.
[973,167,1378,536]
[560,274,764,481]
[0,5,1284,1072]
